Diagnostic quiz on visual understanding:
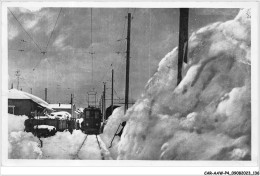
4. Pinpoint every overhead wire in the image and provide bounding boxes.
[45,8,62,53]
[132,8,137,19]
[93,9,129,95]
[32,8,63,72]
[8,8,43,53]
